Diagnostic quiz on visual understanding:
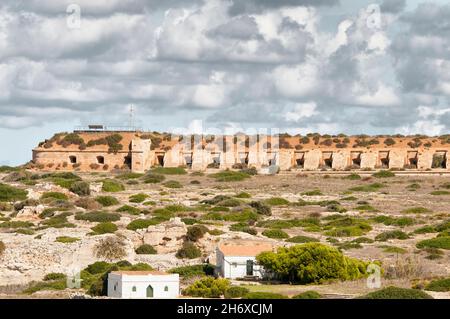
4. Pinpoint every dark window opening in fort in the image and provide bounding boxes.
[184,154,193,168]
[406,151,418,169]
[267,152,277,166]
[157,155,164,167]
[295,152,305,168]
[97,156,105,164]
[351,152,362,168]
[124,155,132,168]
[69,156,77,164]
[379,151,389,168]
[239,152,249,165]
[322,152,333,169]
[432,152,447,169]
